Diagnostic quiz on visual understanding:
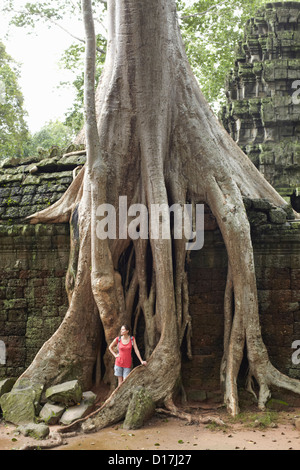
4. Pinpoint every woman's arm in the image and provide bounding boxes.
[108,338,118,358]
[133,339,147,366]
